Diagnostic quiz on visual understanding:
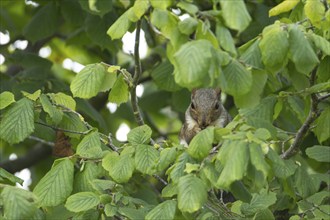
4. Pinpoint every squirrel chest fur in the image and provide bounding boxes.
[179,88,231,146]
